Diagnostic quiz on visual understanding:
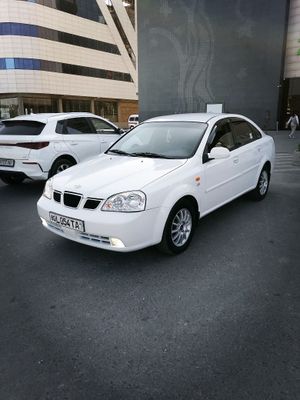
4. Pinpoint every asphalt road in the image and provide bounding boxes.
[0,133,299,400]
